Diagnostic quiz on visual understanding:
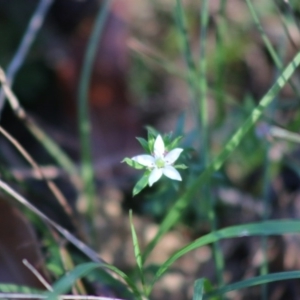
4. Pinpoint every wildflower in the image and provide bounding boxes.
[132,135,183,186]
